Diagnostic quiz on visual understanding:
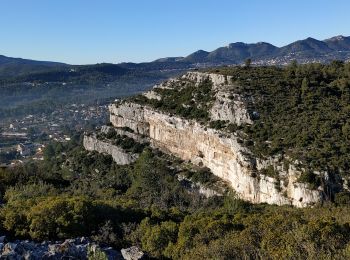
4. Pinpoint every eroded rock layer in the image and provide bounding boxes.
[83,135,138,165]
